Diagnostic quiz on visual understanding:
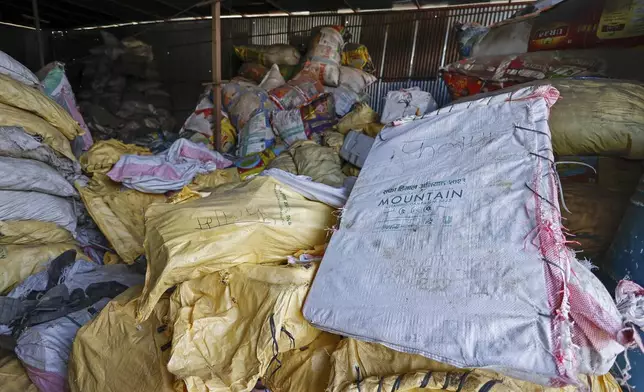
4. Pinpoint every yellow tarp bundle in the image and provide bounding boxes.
[0,350,38,392]
[169,263,321,392]
[0,101,76,162]
[0,220,73,245]
[80,139,151,175]
[138,176,335,321]
[0,242,81,294]
[328,339,622,392]
[264,332,342,392]
[0,73,84,140]
[77,174,164,264]
[69,286,175,392]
